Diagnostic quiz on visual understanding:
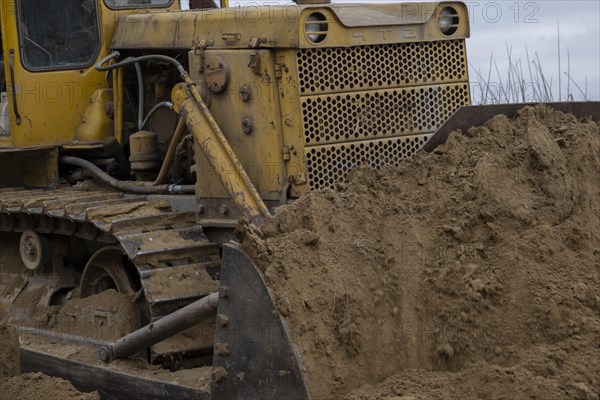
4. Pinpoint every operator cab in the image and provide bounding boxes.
[0,0,181,149]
